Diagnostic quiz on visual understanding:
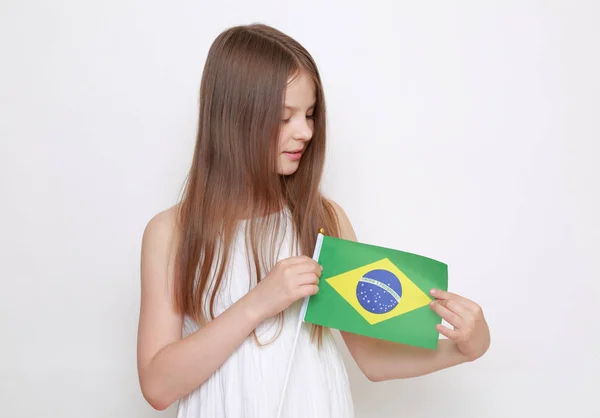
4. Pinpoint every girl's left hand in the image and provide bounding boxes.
[429,289,490,361]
